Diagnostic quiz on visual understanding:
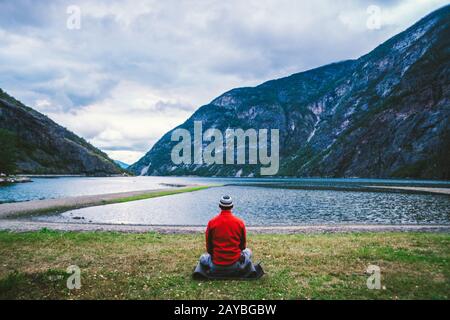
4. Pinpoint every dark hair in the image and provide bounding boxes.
[219,204,233,210]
